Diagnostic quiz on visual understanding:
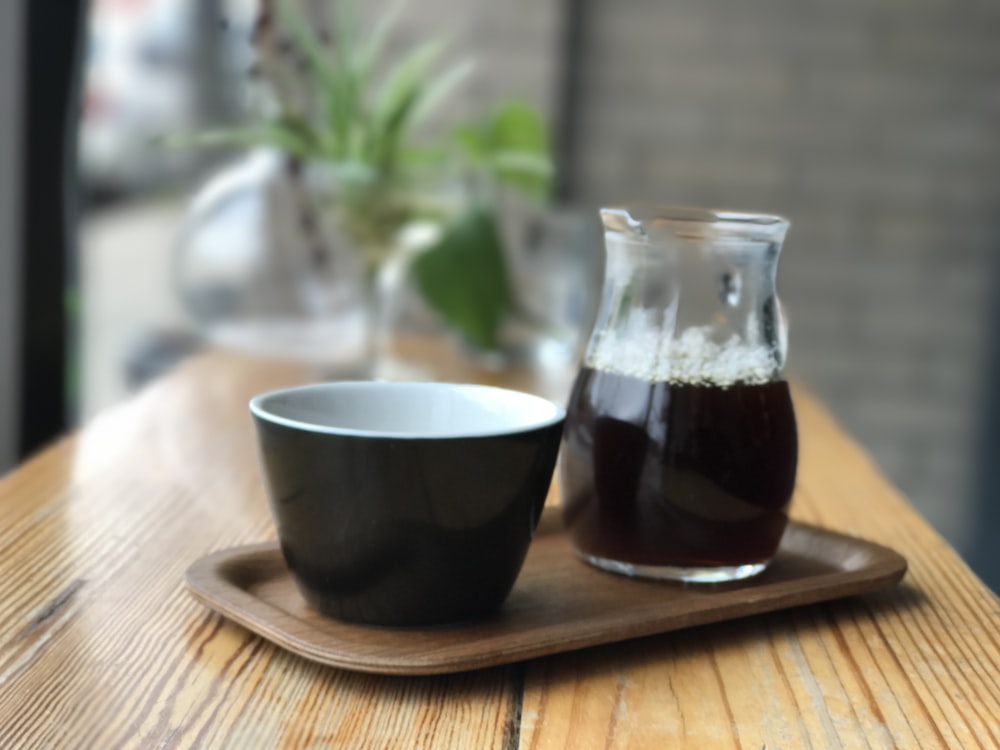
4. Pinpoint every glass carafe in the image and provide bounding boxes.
[560,206,797,582]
